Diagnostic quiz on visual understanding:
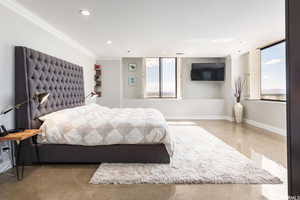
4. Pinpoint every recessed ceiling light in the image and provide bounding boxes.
[106,40,112,44]
[80,10,90,16]
[176,52,185,55]
[127,50,131,53]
